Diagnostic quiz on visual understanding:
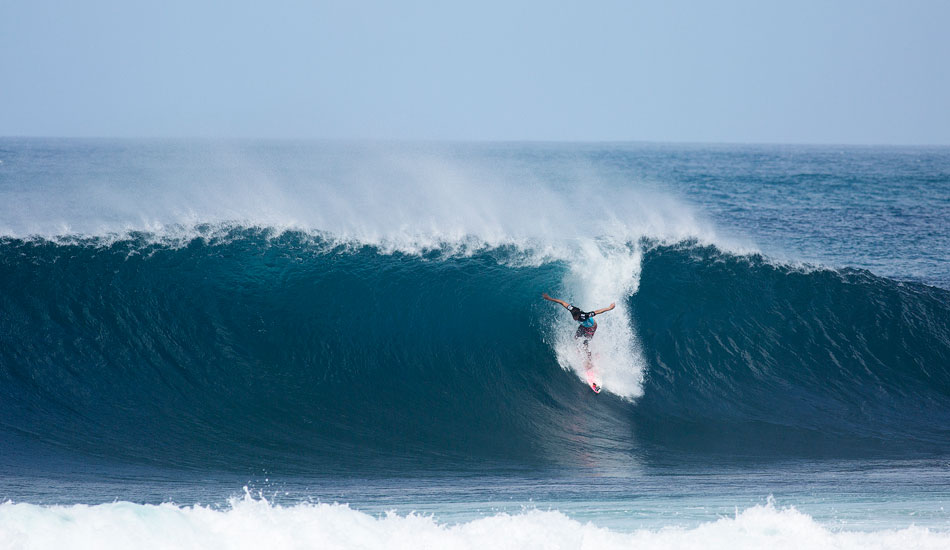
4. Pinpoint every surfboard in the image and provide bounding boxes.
[585,364,601,393]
